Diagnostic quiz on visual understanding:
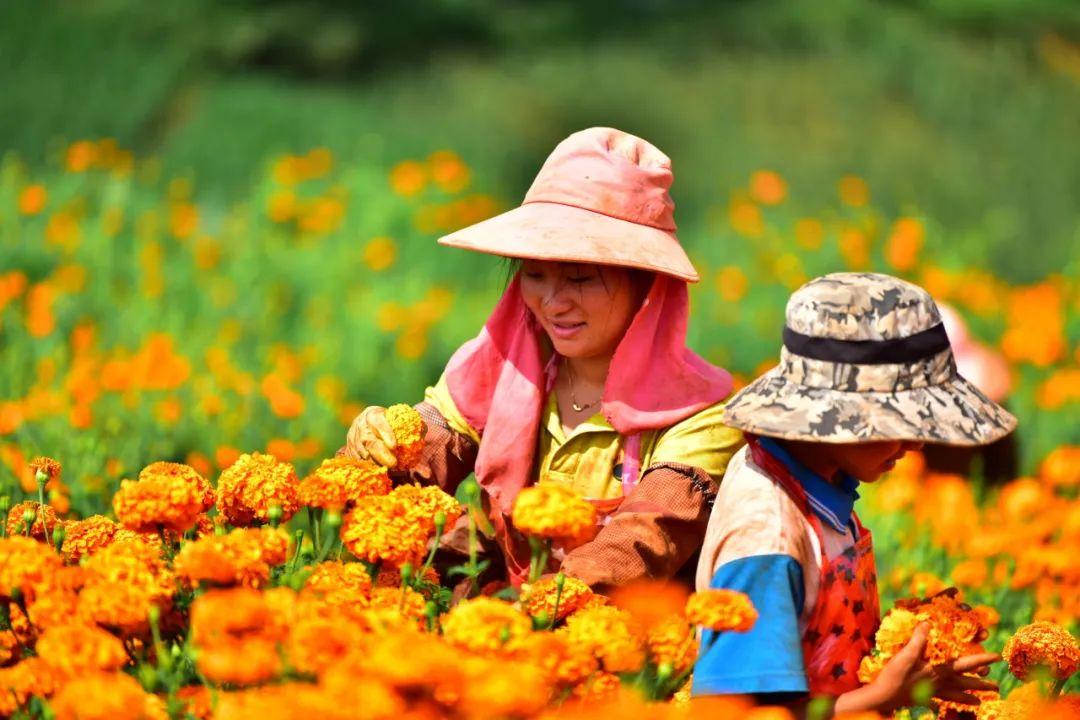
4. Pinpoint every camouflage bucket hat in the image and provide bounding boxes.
[722,272,1017,445]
